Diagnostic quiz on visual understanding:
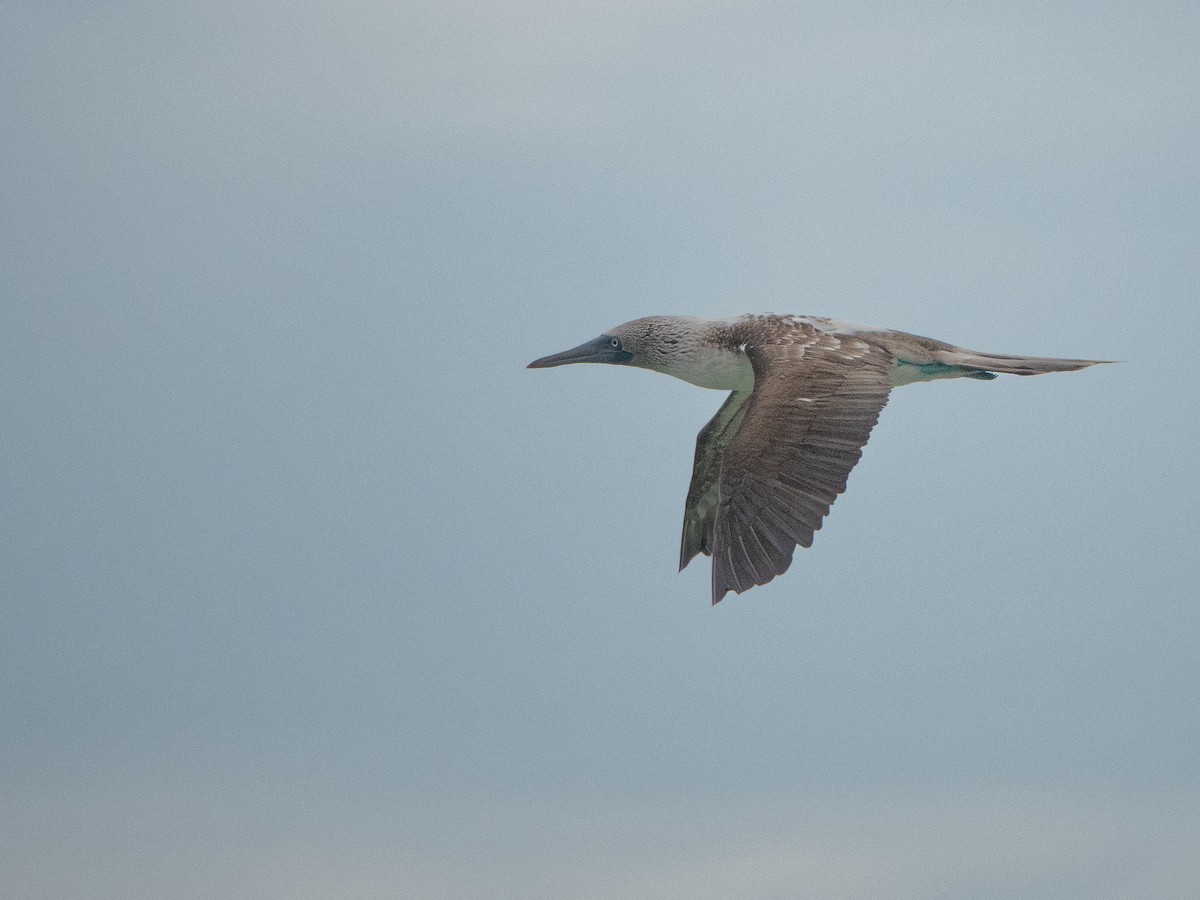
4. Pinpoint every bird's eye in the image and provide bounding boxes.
[610,338,620,348]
